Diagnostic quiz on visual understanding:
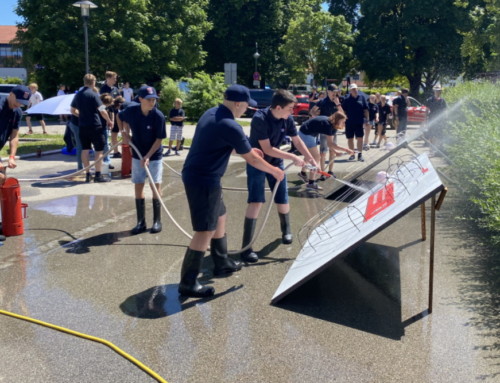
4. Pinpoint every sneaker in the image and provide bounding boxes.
[94,174,111,183]
[108,164,115,170]
[163,149,171,157]
[306,182,323,191]
[297,172,308,183]
[363,144,370,151]
[175,151,180,156]
[370,141,377,146]
[318,175,326,182]
[327,171,336,178]
[375,144,380,148]
[358,153,365,162]
[112,152,122,158]
[348,154,355,161]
